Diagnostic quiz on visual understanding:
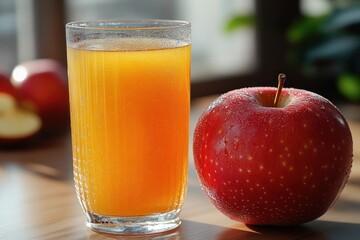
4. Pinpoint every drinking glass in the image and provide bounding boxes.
[65,20,191,235]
